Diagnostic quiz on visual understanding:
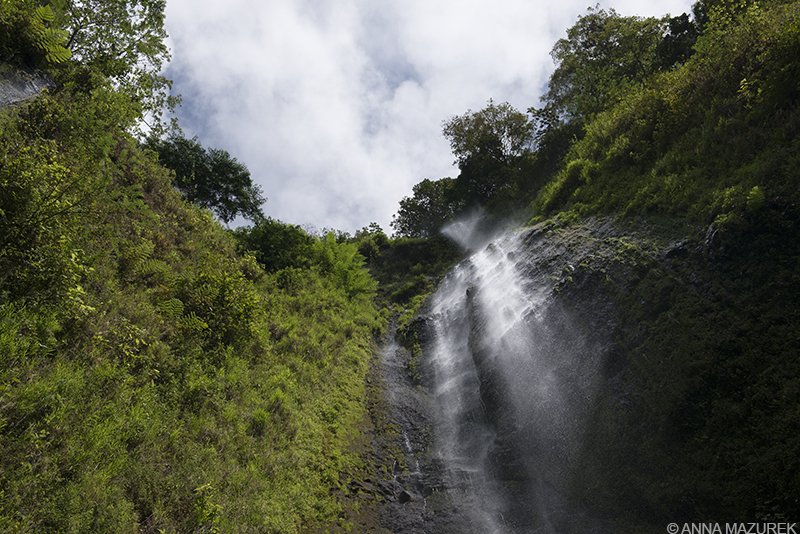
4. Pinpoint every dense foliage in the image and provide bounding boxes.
[144,132,266,223]
[392,0,799,240]
[524,3,800,526]
[0,1,71,67]
[0,4,385,533]
[534,0,800,226]
[3,0,800,530]
[391,177,462,239]
[391,6,703,238]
